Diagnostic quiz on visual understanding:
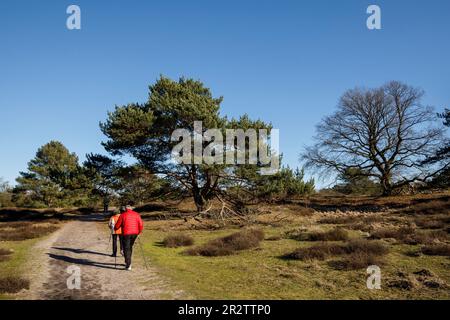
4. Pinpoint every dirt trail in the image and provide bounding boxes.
[19,216,182,300]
